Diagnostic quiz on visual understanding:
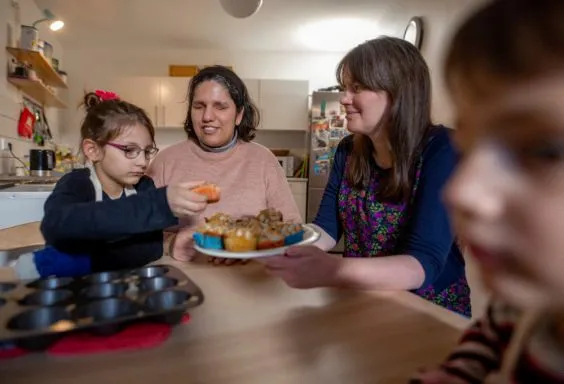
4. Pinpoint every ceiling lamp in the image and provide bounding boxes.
[32,9,64,31]
[219,0,263,19]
